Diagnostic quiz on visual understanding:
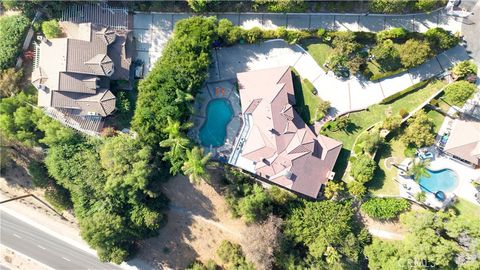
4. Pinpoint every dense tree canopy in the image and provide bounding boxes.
[402,110,436,148]
[425,27,460,51]
[452,60,478,81]
[371,40,402,71]
[285,201,370,265]
[0,15,29,70]
[350,156,377,183]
